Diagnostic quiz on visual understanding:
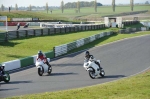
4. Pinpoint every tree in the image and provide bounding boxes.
[29,4,32,11]
[130,0,134,11]
[77,1,80,13]
[94,0,97,12]
[15,4,18,10]
[1,4,4,11]
[46,2,48,13]
[61,0,64,13]
[145,1,149,4]
[64,1,102,8]
[112,0,115,12]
